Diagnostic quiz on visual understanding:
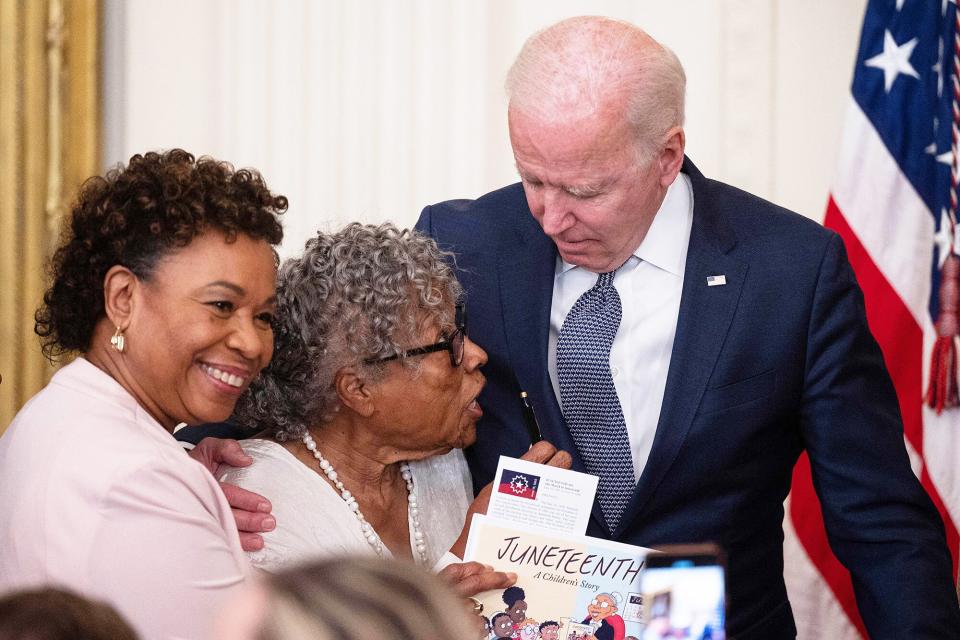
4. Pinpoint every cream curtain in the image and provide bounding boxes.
[102,1,866,261]
[0,0,100,432]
